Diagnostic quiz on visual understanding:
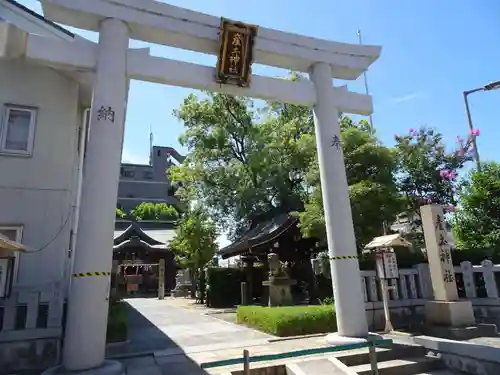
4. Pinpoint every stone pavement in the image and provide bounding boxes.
[106,297,343,374]
[120,335,356,375]
[106,297,271,358]
[466,335,500,348]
